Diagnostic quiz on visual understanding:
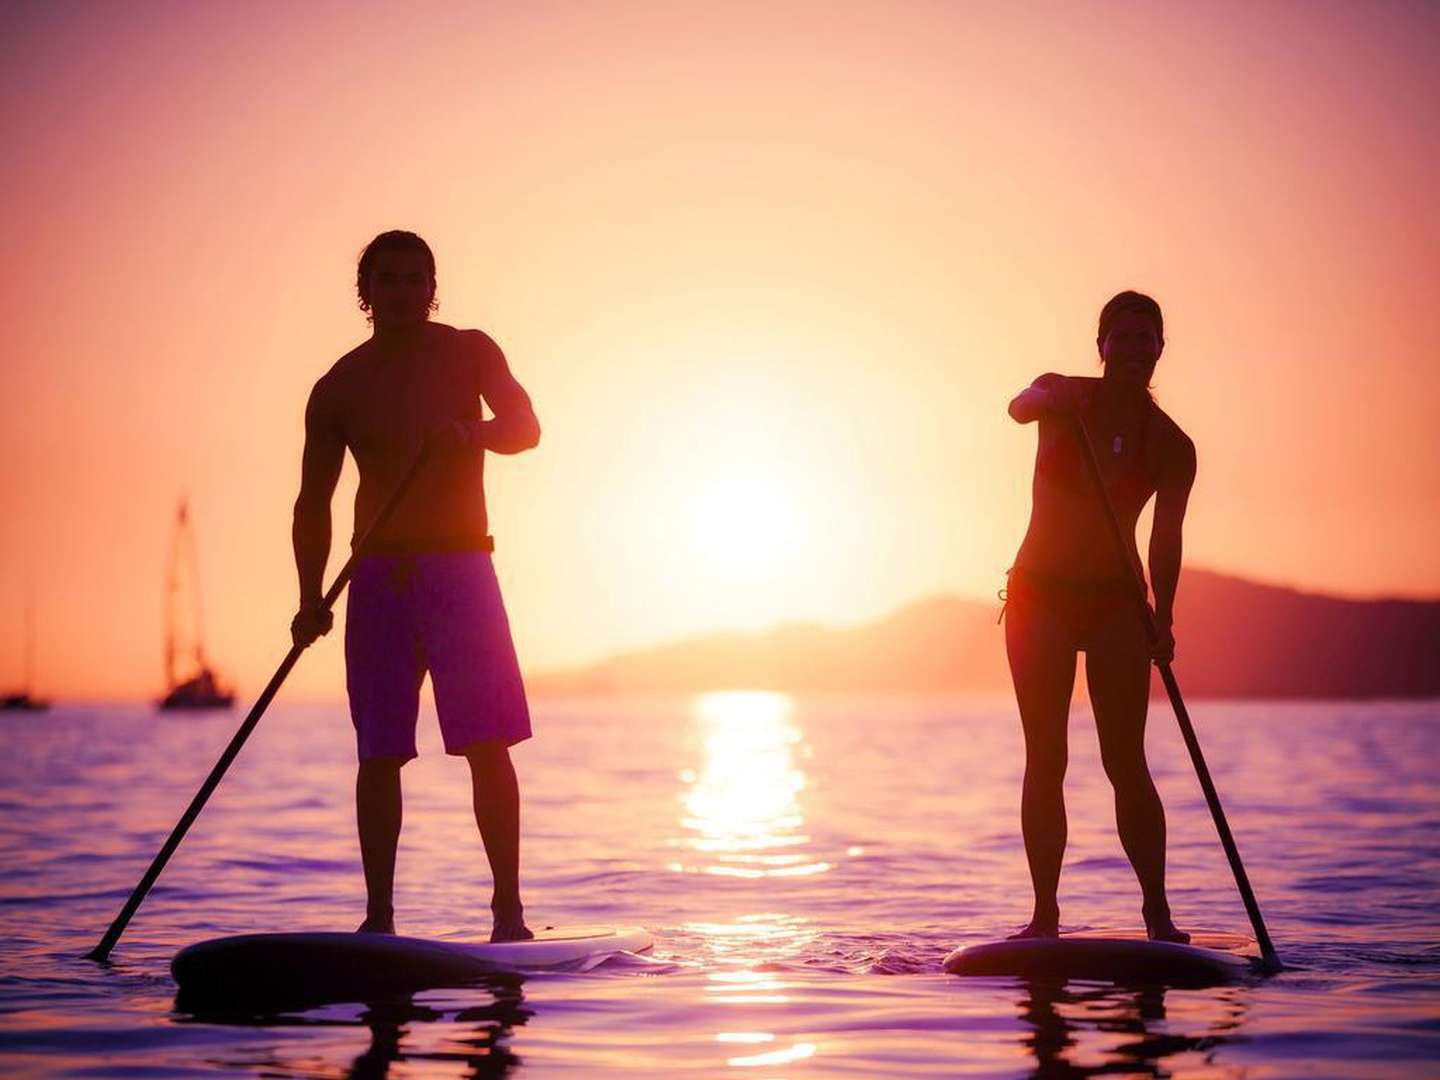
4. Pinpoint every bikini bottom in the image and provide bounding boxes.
[1002,567,1140,651]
